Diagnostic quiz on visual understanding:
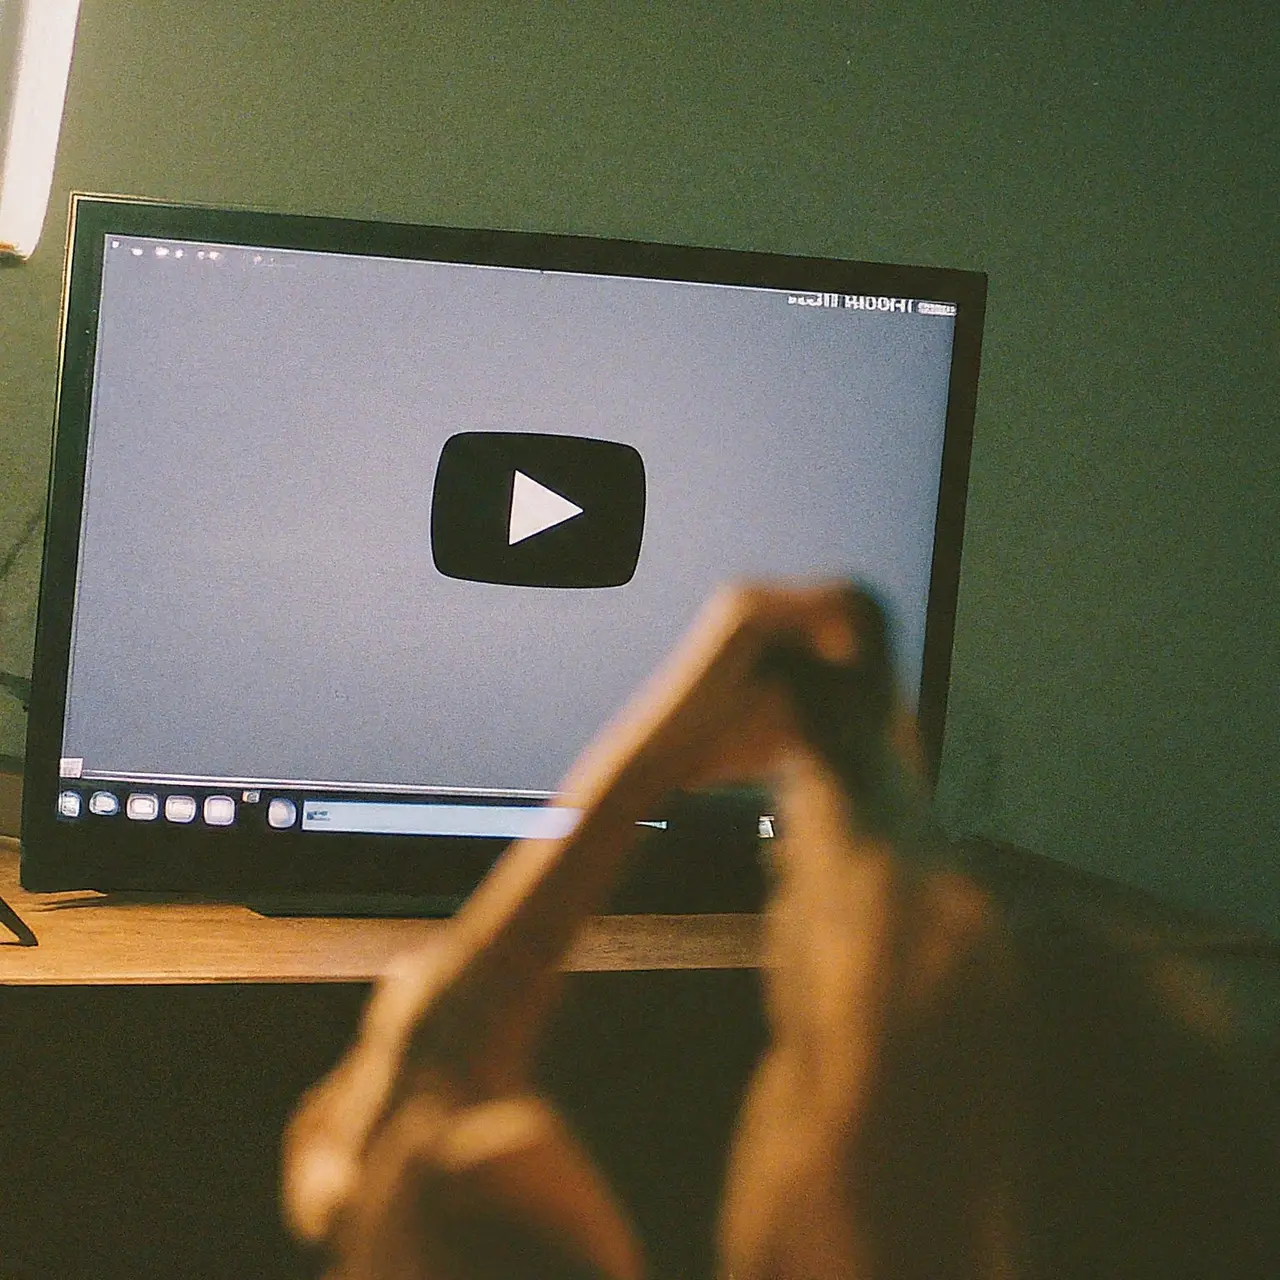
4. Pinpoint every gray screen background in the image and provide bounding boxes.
[62,237,955,793]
